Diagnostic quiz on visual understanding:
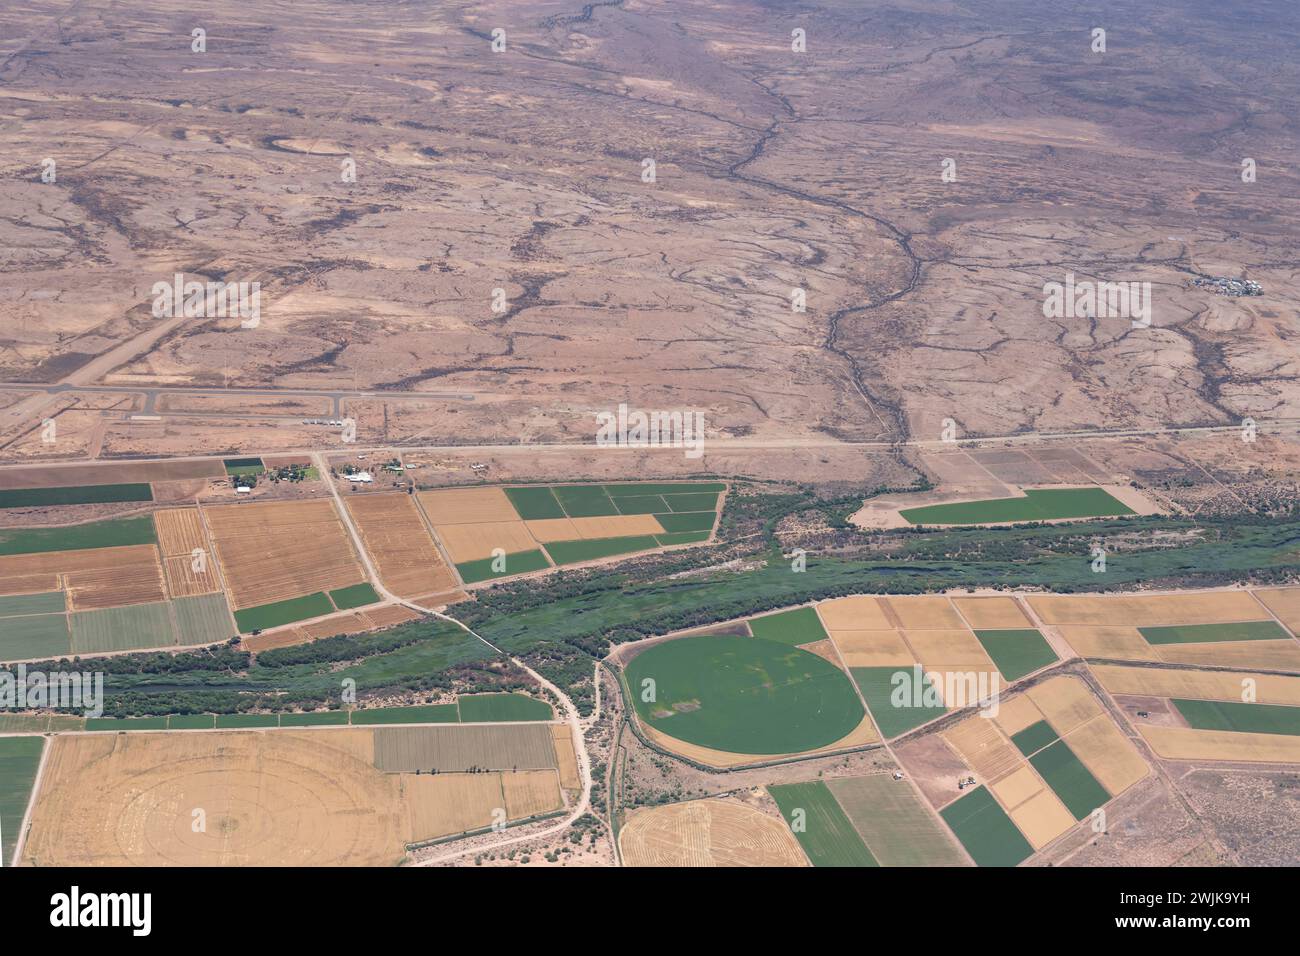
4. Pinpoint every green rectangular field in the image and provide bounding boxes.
[329,582,380,610]
[85,716,169,731]
[651,511,716,533]
[0,736,44,865]
[350,704,460,725]
[544,536,660,566]
[826,774,968,867]
[223,457,264,476]
[768,781,878,867]
[457,693,553,722]
[610,495,669,514]
[939,785,1033,867]
[172,593,236,646]
[748,606,829,646]
[654,531,711,547]
[662,492,720,512]
[0,591,66,616]
[601,483,726,496]
[279,710,350,726]
[71,602,176,653]
[0,714,57,733]
[552,485,618,517]
[1172,699,1300,736]
[1011,719,1061,757]
[233,591,334,632]
[0,613,70,661]
[852,667,946,739]
[1029,739,1111,819]
[973,629,1057,681]
[503,486,565,520]
[0,515,157,556]
[456,549,550,584]
[0,483,153,509]
[900,487,1135,526]
[1138,621,1289,645]
[214,713,279,728]
[167,714,216,729]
